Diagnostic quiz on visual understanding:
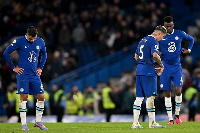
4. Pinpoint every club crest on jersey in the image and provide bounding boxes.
[20,88,24,92]
[36,45,39,49]
[160,84,163,88]
[175,36,179,40]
